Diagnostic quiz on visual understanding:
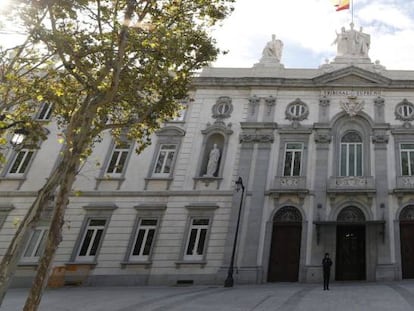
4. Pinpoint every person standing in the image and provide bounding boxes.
[322,253,333,290]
